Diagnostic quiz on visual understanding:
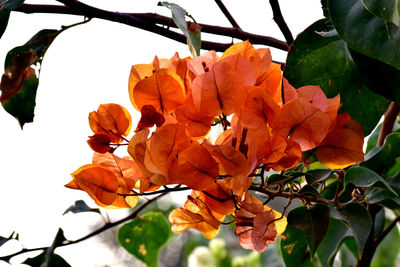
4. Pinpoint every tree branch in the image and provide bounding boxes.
[377,102,400,146]
[268,0,293,46]
[214,0,241,29]
[15,3,288,52]
[0,191,169,262]
[374,214,400,245]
